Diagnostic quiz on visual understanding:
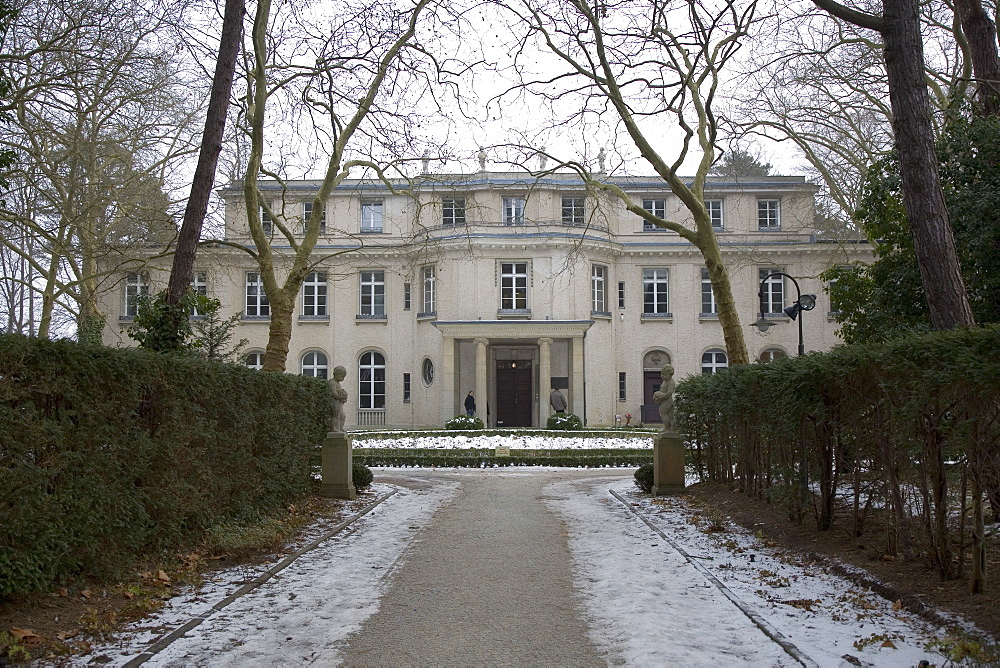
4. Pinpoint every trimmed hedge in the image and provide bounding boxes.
[355,447,652,468]
[677,325,1000,590]
[0,334,329,598]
